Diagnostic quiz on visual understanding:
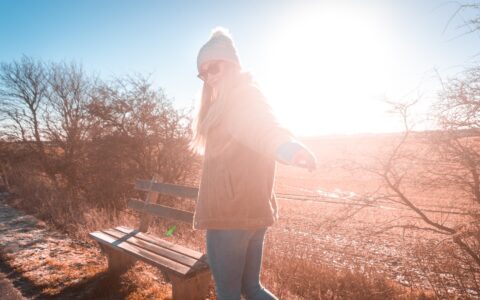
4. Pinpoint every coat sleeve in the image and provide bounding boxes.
[224,84,294,159]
